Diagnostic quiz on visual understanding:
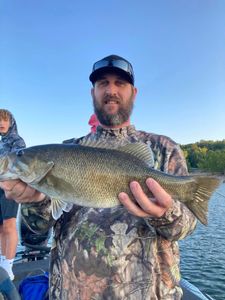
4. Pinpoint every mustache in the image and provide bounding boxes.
[103,95,121,104]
